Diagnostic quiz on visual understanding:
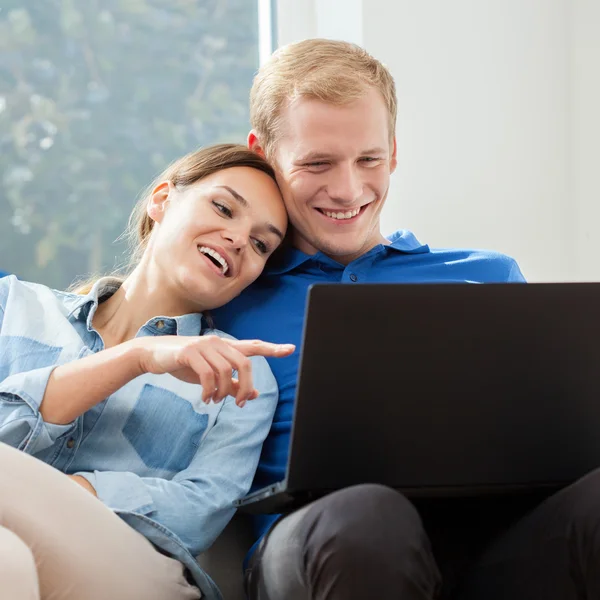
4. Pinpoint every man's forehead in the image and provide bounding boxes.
[275,96,391,158]
[281,128,391,161]
[284,90,386,121]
